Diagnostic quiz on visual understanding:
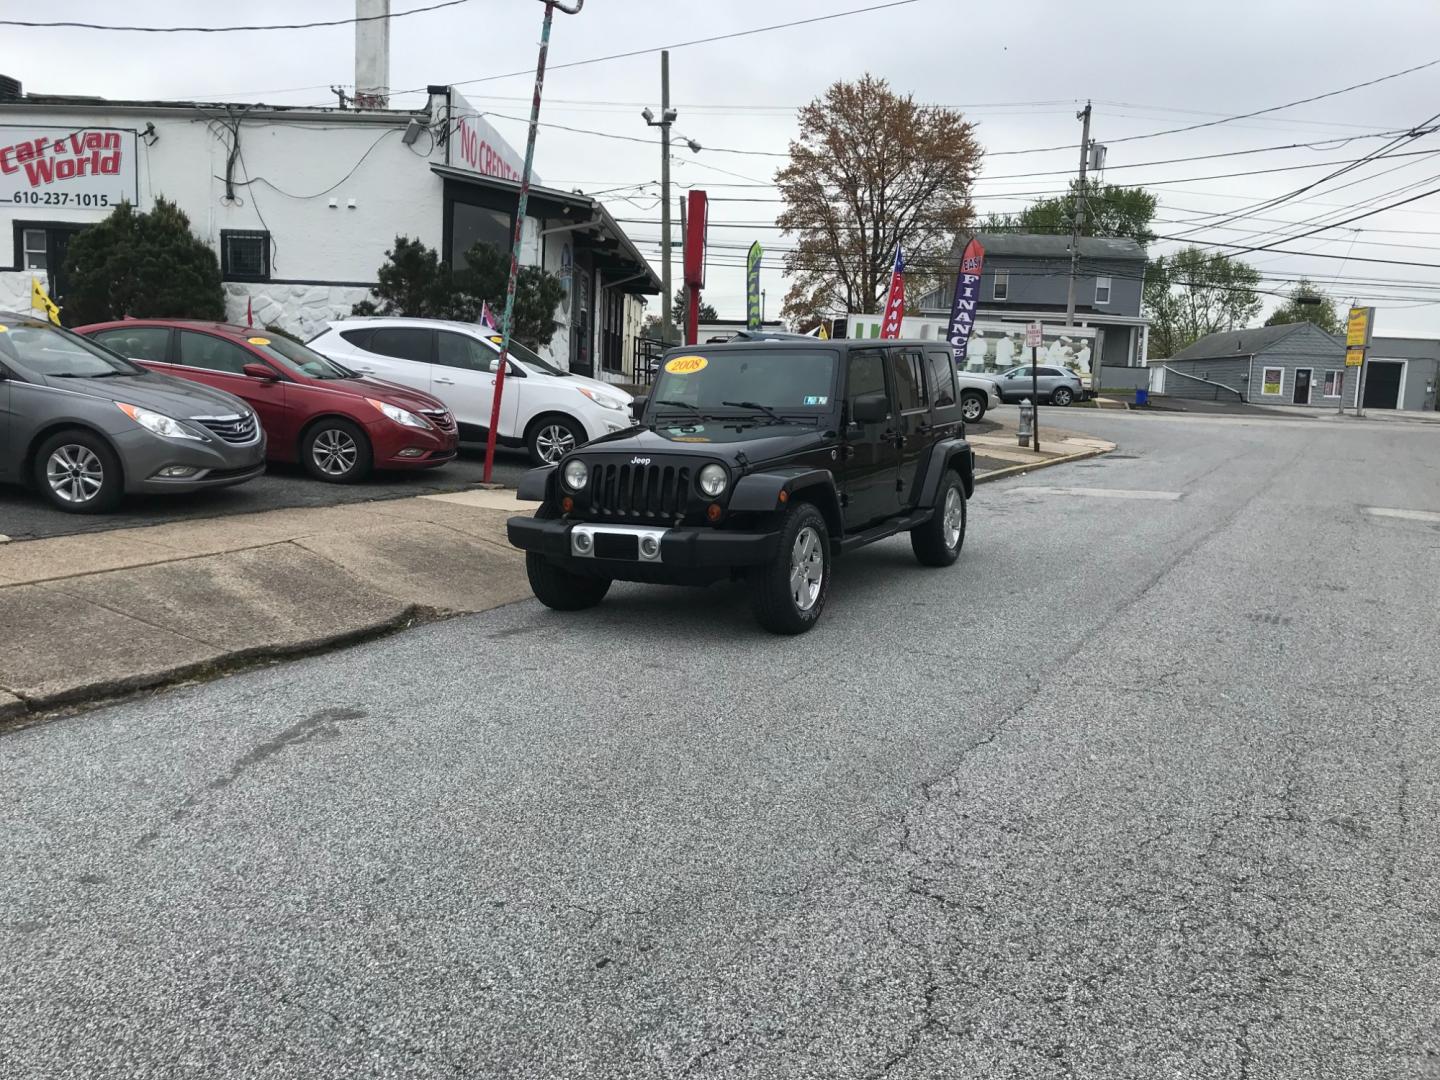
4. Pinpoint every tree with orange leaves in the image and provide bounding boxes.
[775,74,981,323]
